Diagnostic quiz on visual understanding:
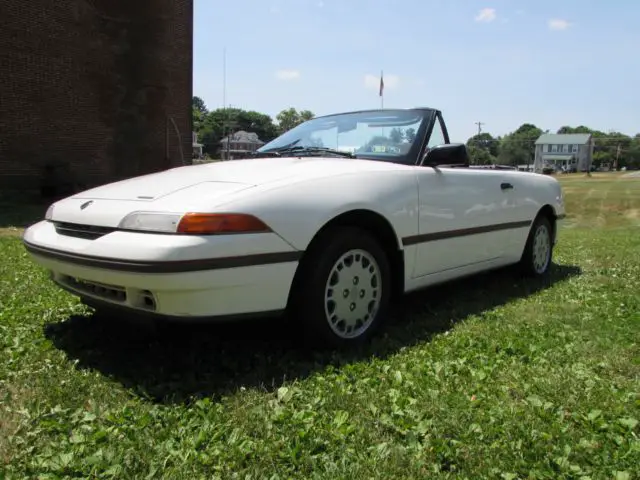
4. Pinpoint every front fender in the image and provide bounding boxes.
[217,170,420,251]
